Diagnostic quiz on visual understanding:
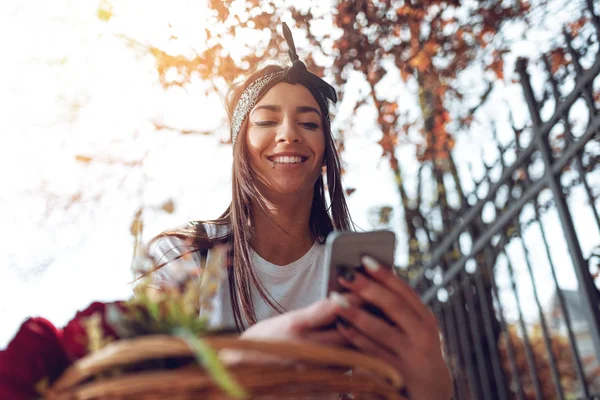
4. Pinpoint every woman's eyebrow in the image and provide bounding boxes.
[251,105,321,118]
[251,105,280,115]
[297,106,321,118]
